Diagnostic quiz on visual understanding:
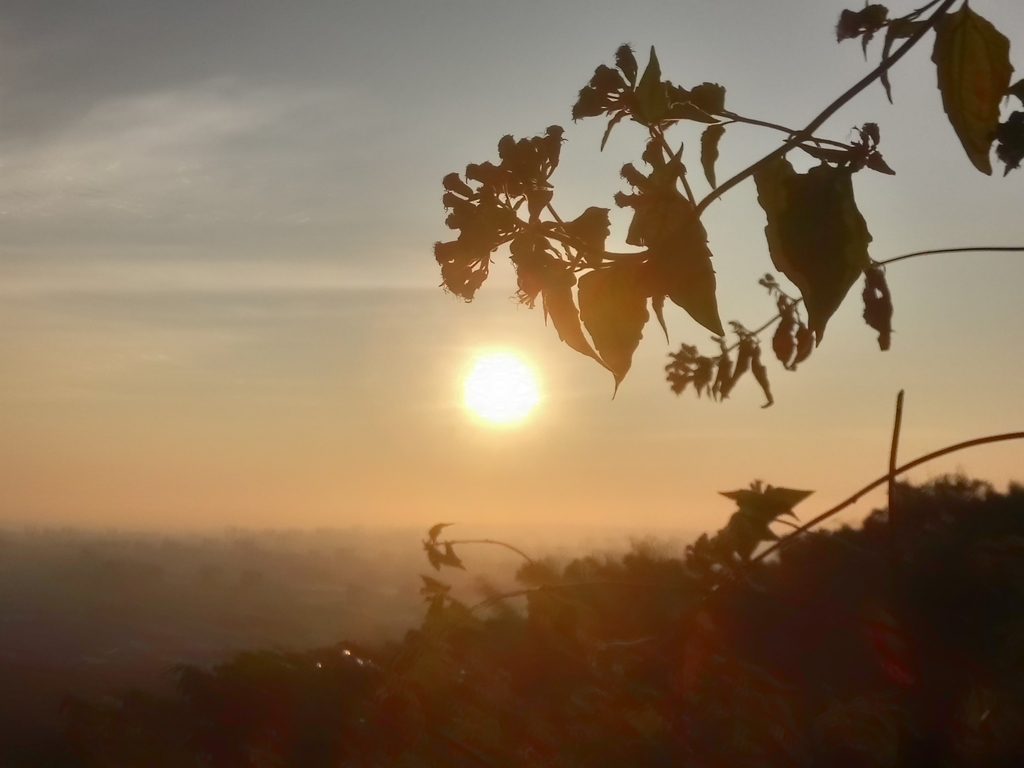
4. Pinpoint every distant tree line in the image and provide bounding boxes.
[21,477,1024,767]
